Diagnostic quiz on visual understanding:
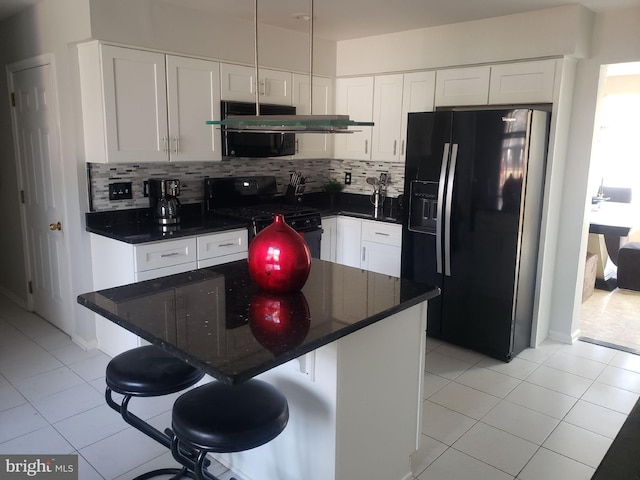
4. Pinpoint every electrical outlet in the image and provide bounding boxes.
[108,182,133,200]
[344,172,351,185]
